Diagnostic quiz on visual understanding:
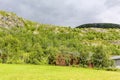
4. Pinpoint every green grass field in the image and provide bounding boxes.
[0,64,120,80]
